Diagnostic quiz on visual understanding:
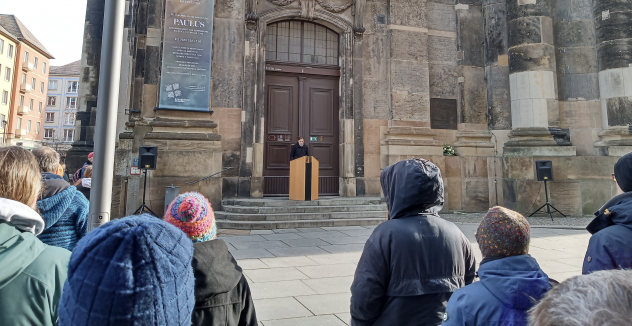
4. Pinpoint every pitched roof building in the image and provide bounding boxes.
[0,14,54,149]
